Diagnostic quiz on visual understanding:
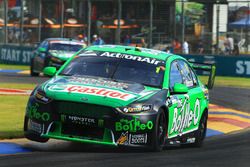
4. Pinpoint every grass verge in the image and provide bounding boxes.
[0,83,36,90]
[0,95,29,139]
[199,76,250,89]
[0,63,29,70]
[0,83,35,139]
